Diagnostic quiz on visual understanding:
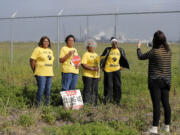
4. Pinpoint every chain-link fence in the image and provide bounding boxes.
[0,10,180,66]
